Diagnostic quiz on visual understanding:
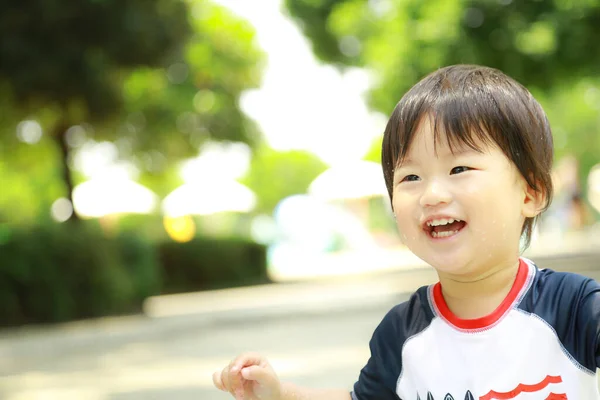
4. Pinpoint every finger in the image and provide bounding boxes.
[224,361,244,398]
[223,371,245,400]
[221,366,234,394]
[212,371,225,391]
[231,352,267,372]
[230,369,244,399]
[242,365,279,399]
[241,365,275,385]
